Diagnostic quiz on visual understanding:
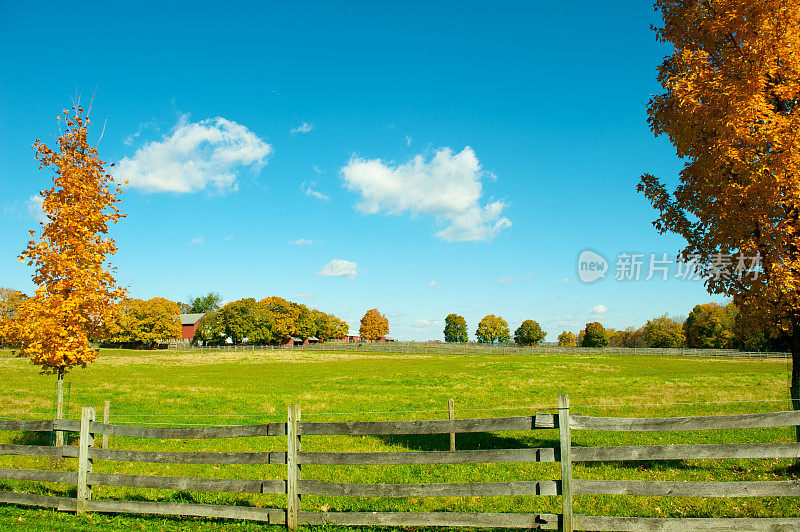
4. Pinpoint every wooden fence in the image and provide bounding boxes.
[178,341,792,359]
[2,396,800,530]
